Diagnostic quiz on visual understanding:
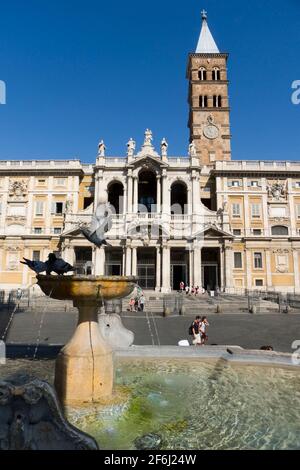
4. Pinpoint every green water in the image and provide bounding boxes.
[1,358,300,450]
[68,359,300,450]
